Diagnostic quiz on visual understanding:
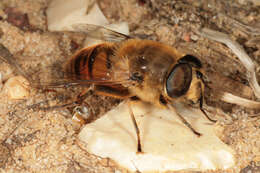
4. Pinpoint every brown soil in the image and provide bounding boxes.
[0,0,259,172]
